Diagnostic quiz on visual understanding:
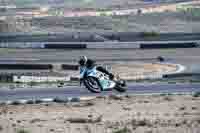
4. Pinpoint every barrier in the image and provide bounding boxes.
[86,42,140,49]
[62,64,79,70]
[70,76,80,81]
[0,96,97,105]
[140,42,198,49]
[0,41,199,49]
[101,32,200,42]
[0,64,53,70]
[44,44,87,49]
[163,73,200,78]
